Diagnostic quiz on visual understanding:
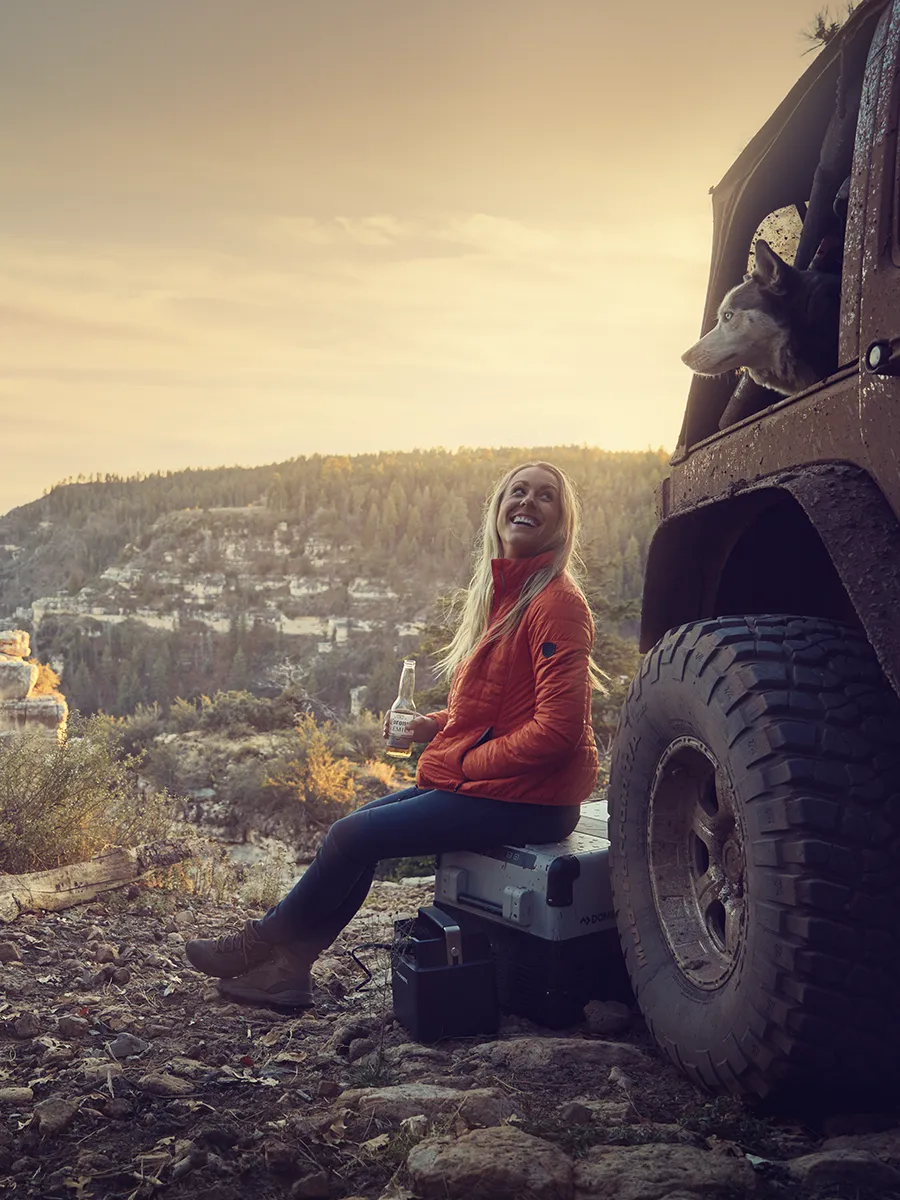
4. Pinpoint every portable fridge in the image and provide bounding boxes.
[433,800,630,1028]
